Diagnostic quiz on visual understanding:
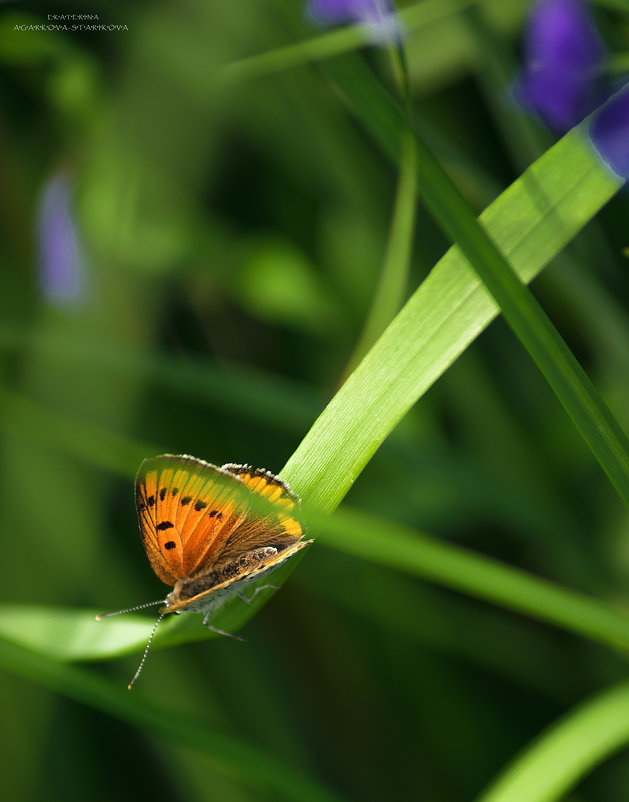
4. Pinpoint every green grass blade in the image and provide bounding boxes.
[0,637,347,802]
[344,127,417,373]
[0,606,158,661]
[0,605,214,662]
[408,121,629,507]
[476,681,629,802]
[314,507,629,651]
[315,52,629,505]
[221,0,480,81]
[314,52,629,506]
[282,126,621,511]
